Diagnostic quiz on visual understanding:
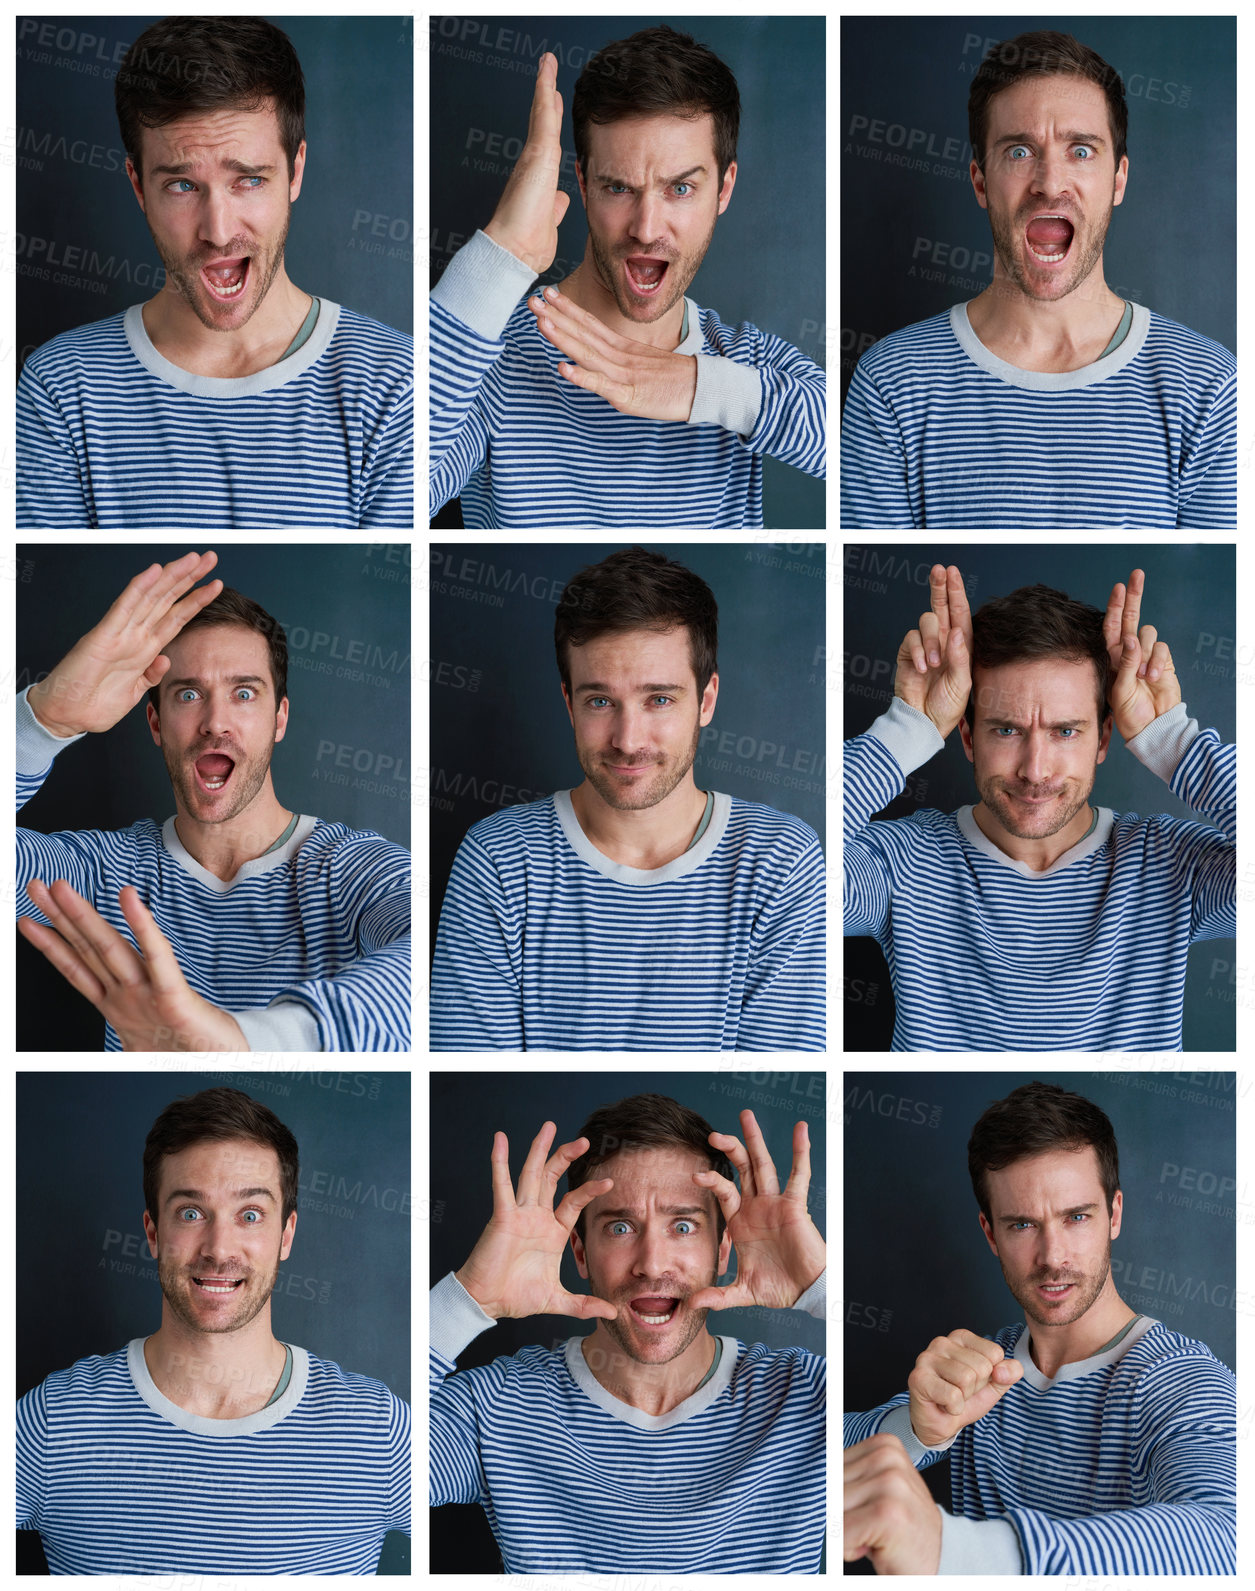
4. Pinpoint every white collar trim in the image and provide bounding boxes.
[124,299,340,396]
[563,1334,737,1429]
[957,804,1113,876]
[161,813,318,892]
